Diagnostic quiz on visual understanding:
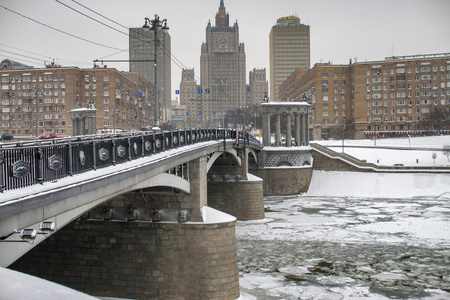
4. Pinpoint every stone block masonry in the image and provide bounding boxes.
[250,167,313,196]
[10,155,240,300]
[208,175,265,220]
[10,211,240,299]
